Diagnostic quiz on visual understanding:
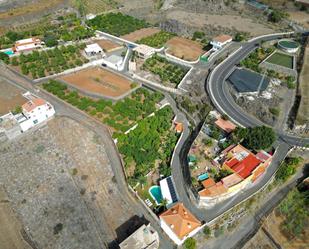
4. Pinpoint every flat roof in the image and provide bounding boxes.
[85,43,103,53]
[228,68,270,93]
[159,176,178,206]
